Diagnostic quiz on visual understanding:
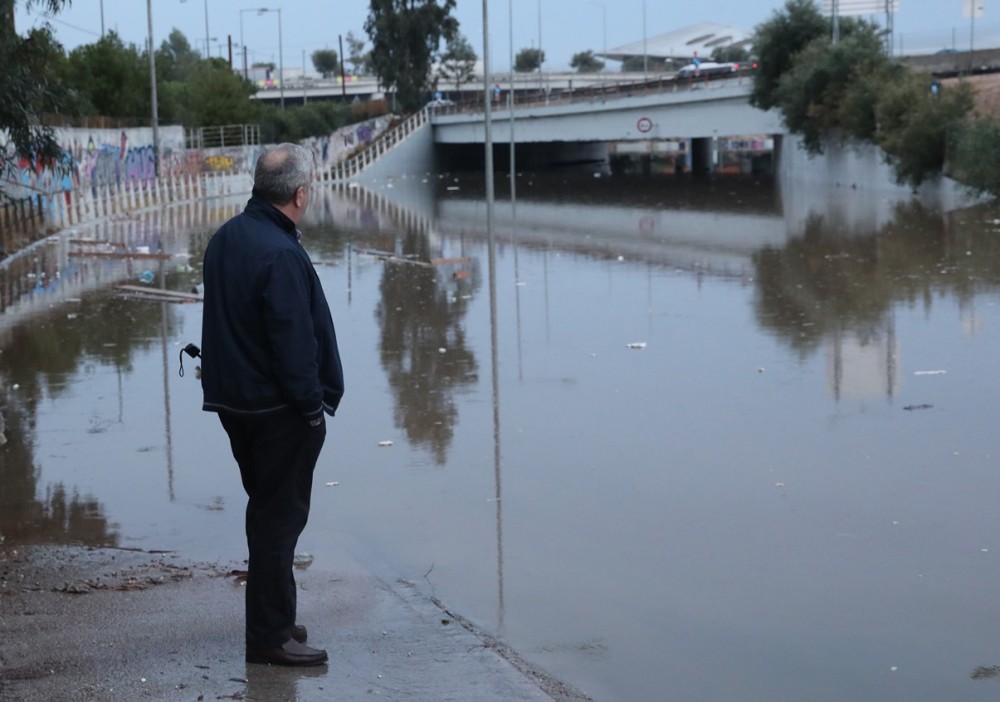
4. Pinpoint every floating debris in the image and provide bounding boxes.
[325,481,340,487]
[378,440,393,447]
[625,342,647,350]
[293,552,314,568]
[913,370,947,376]
[903,404,933,411]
